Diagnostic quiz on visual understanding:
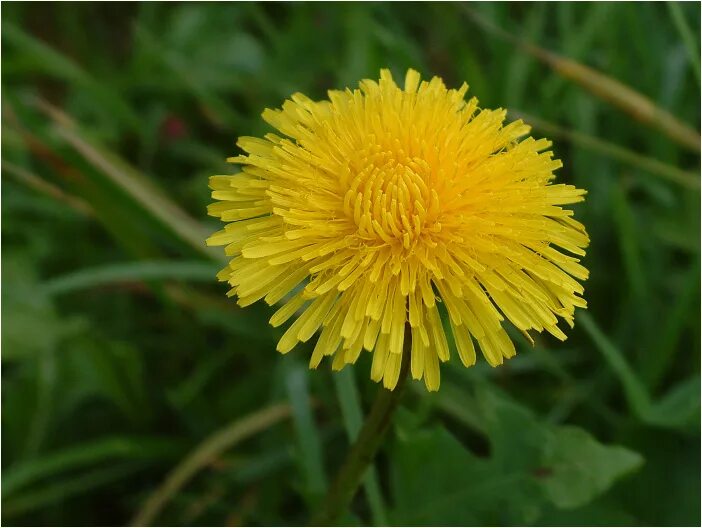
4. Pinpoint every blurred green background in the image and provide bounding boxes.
[2,2,700,526]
